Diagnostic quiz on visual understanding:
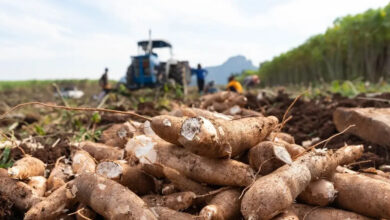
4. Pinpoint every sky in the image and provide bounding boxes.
[0,0,389,80]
